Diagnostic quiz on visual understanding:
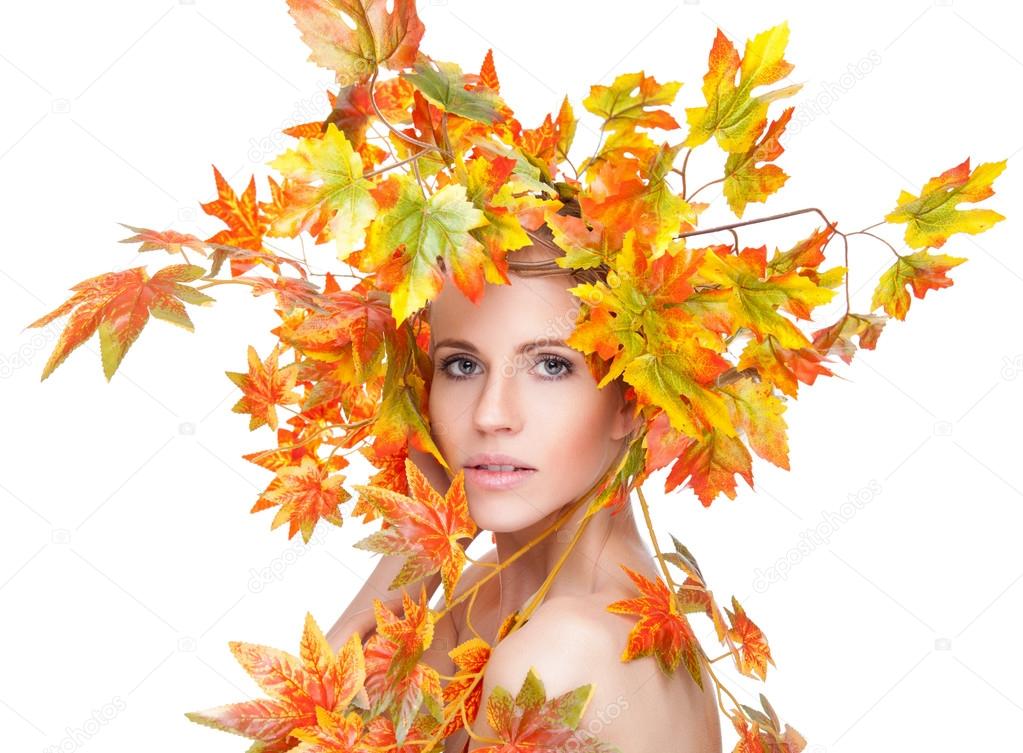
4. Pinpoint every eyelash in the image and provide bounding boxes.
[438,353,574,382]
